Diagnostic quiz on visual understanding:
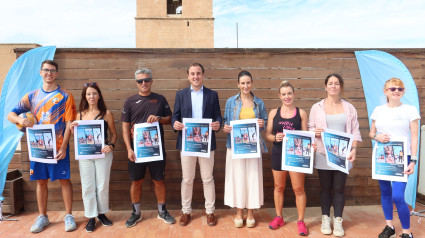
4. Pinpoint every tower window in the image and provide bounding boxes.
[167,0,182,14]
